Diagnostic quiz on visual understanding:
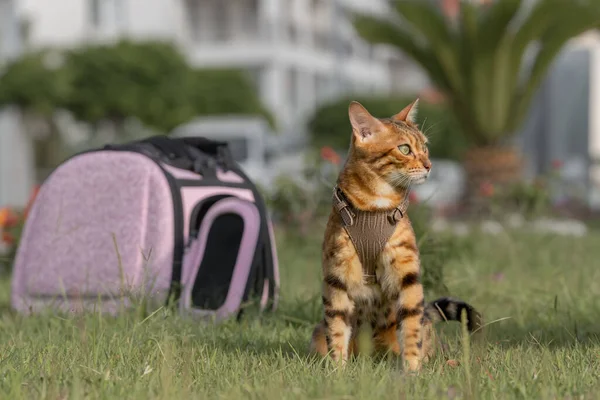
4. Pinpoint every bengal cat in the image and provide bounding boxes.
[309,100,482,371]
